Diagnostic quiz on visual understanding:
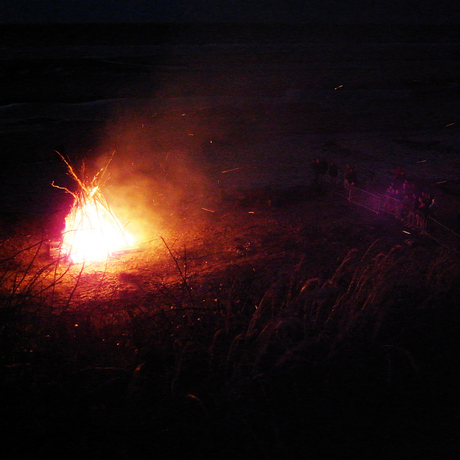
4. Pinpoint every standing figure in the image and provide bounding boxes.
[393,166,406,192]
[317,158,328,188]
[328,161,338,187]
[344,163,357,191]
[311,158,321,188]
[311,158,328,190]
